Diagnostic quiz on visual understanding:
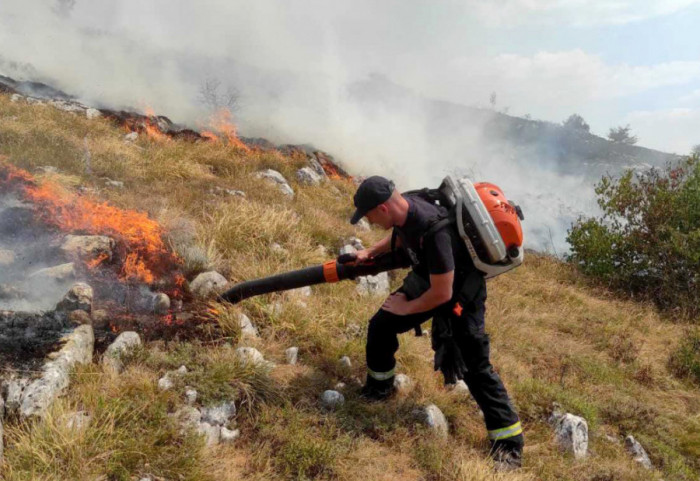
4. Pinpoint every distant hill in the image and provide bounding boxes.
[349,74,680,180]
